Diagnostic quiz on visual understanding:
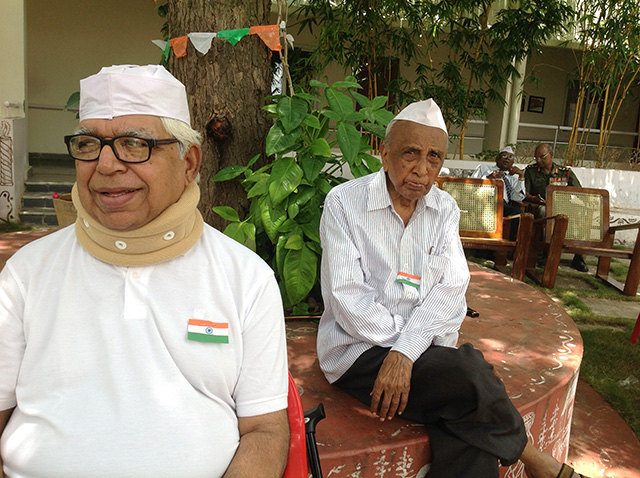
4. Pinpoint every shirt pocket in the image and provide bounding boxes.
[420,255,449,297]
